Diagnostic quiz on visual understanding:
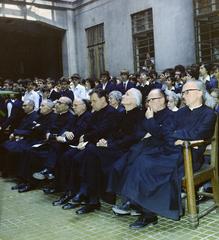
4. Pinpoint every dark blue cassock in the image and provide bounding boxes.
[23,111,75,172]
[56,105,119,193]
[0,111,39,174]
[113,105,216,220]
[77,107,144,202]
[1,99,24,131]
[44,111,92,172]
[107,107,173,194]
[17,111,75,184]
[1,111,39,152]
